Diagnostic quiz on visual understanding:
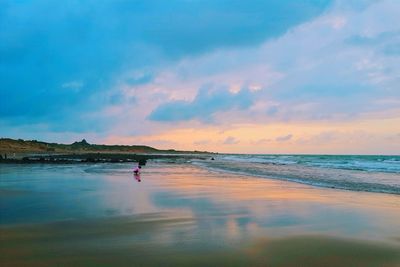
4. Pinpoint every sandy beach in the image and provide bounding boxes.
[1,162,400,266]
